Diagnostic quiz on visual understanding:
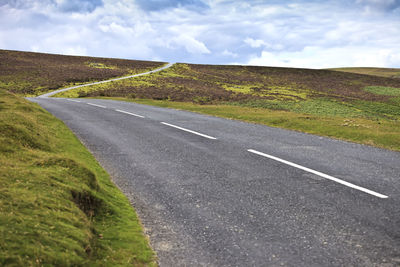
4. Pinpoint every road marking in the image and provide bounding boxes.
[115,109,145,118]
[247,149,388,199]
[87,103,107,108]
[161,122,217,140]
[66,99,81,103]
